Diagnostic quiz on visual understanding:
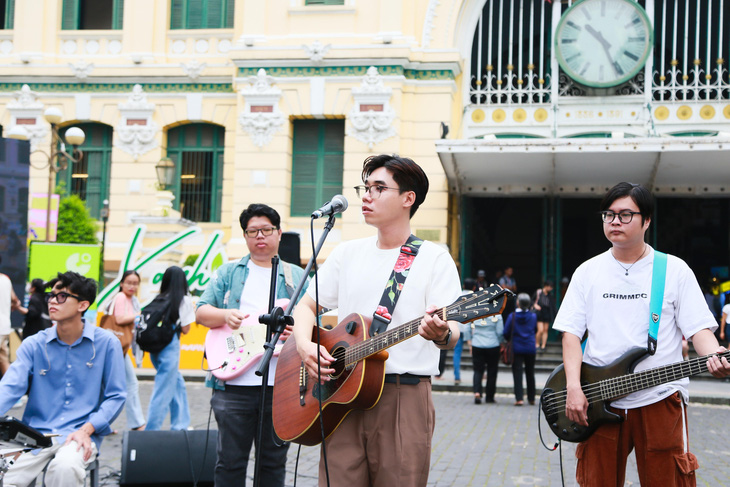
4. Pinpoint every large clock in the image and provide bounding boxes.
[555,0,653,88]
